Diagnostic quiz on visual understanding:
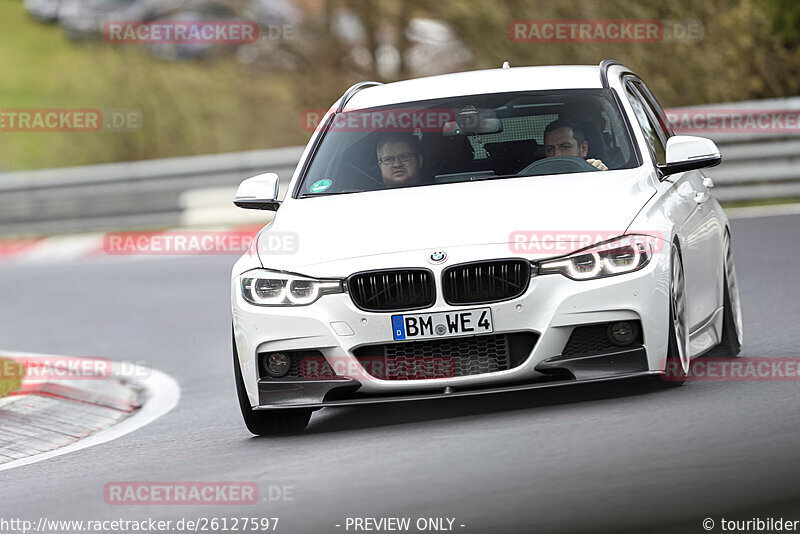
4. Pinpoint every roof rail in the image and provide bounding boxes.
[336,81,383,113]
[599,59,624,88]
